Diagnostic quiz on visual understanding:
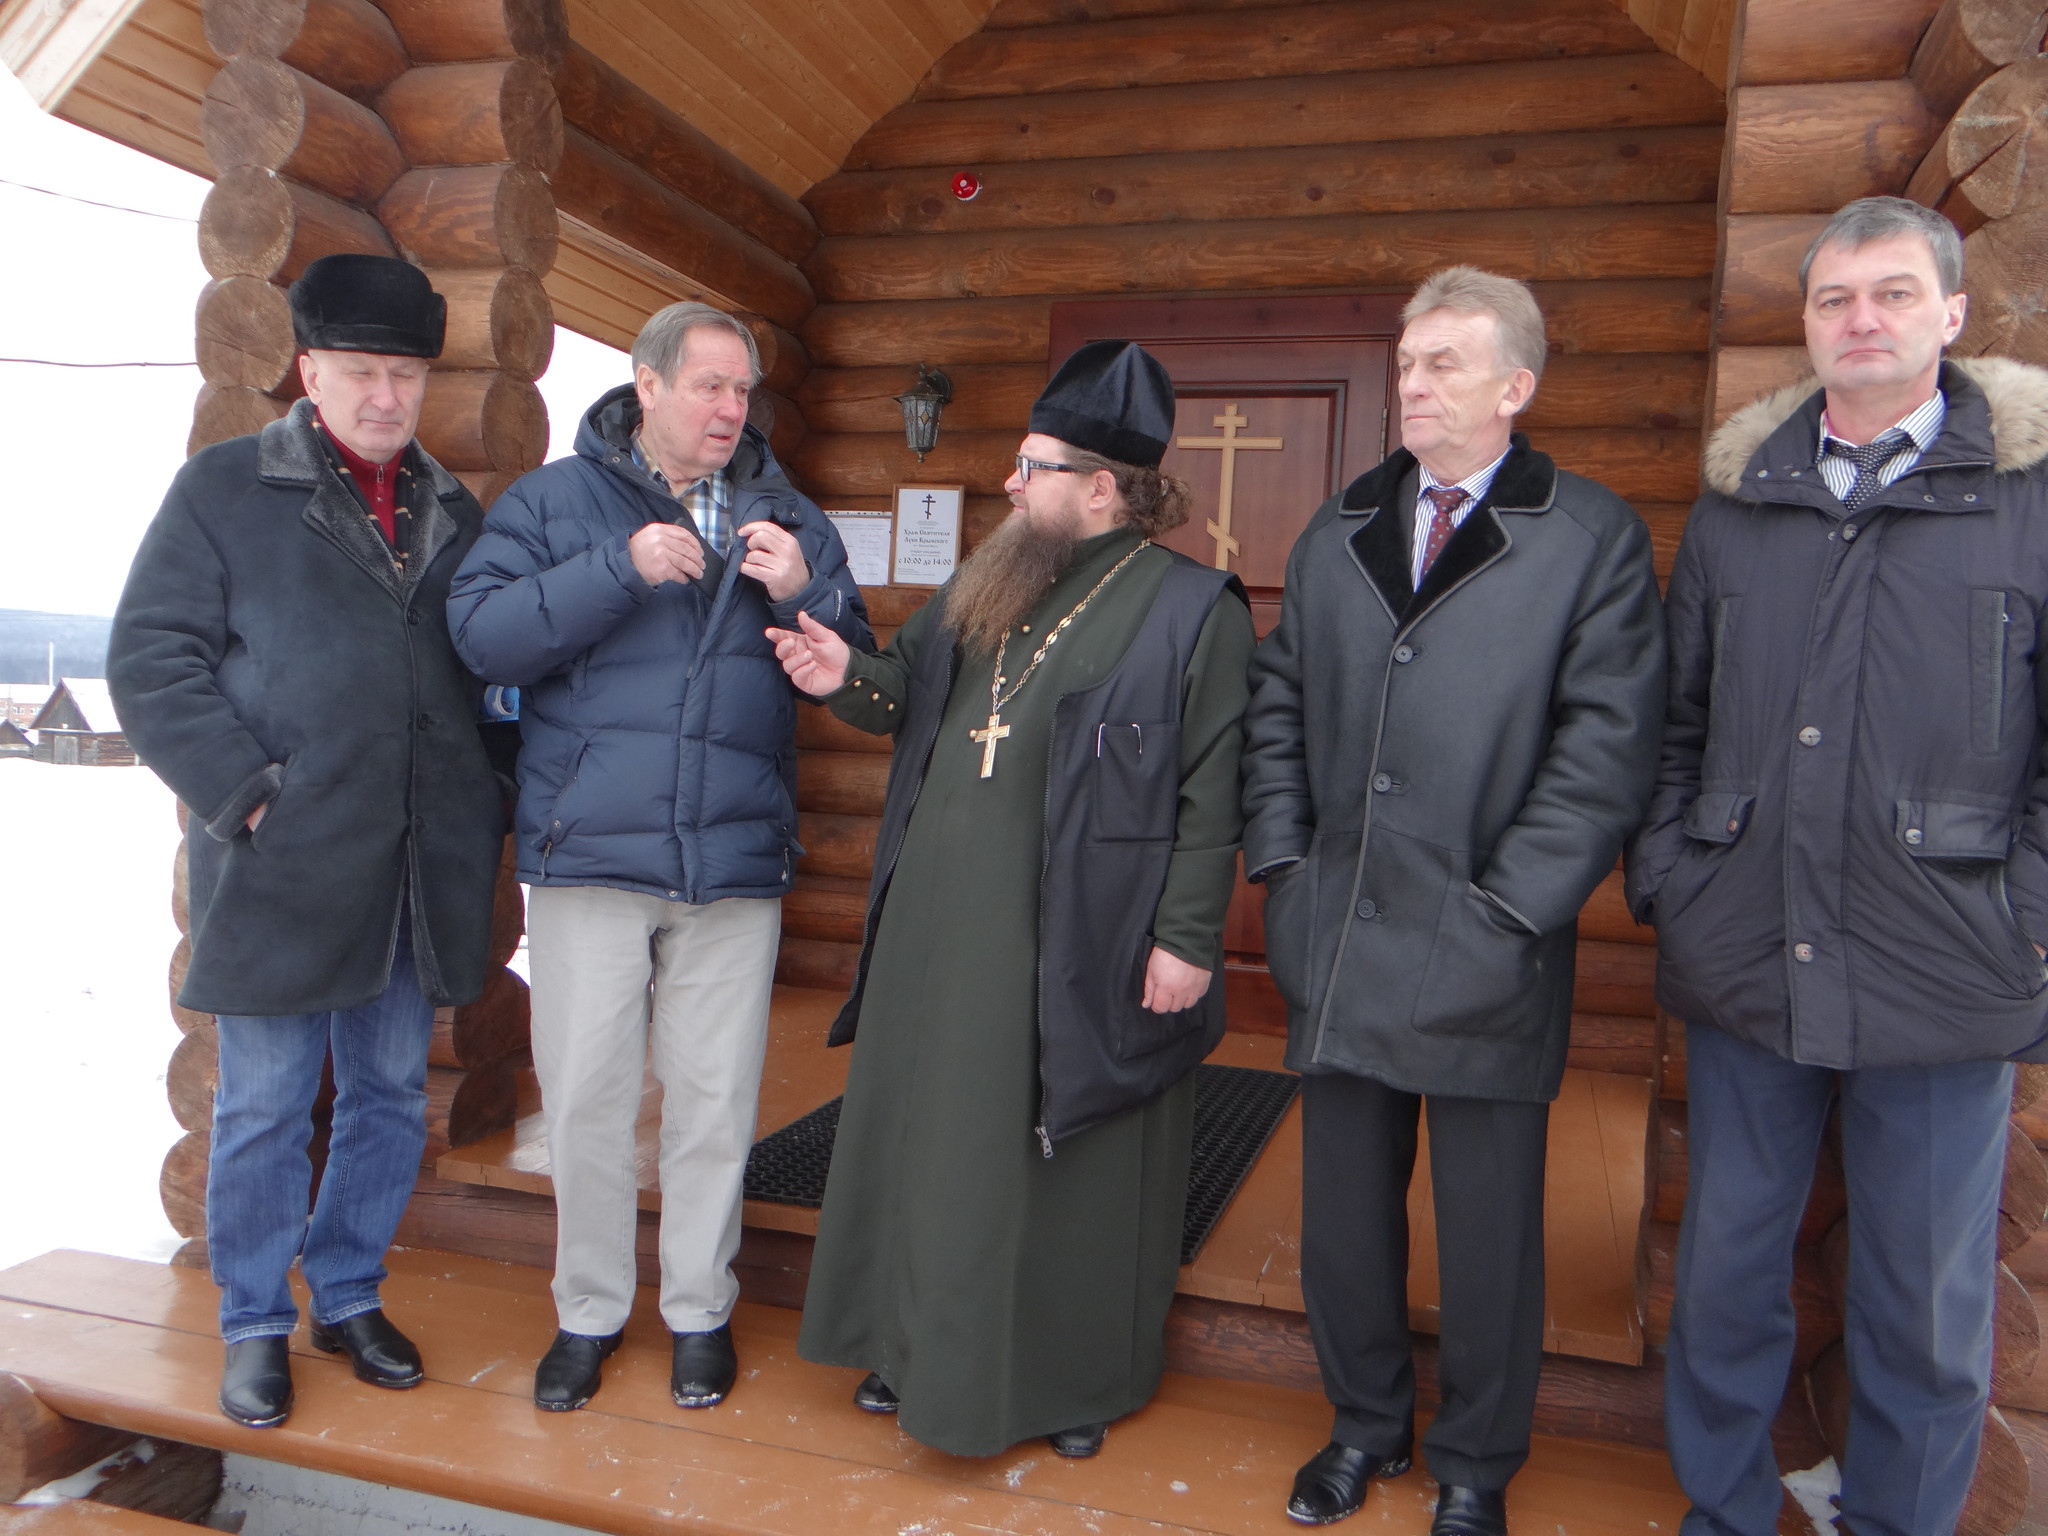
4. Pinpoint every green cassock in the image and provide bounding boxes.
[796,526,1257,1456]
